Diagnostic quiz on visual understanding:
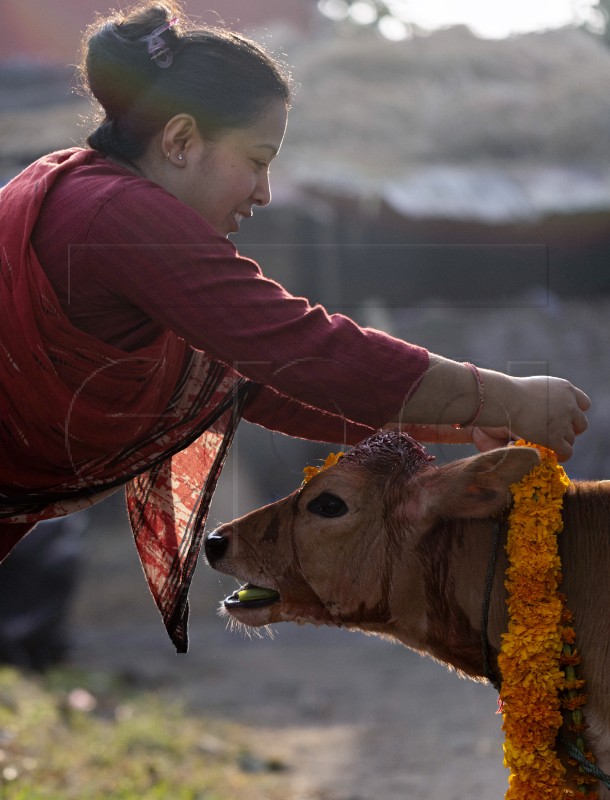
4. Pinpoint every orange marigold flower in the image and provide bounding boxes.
[562,679,586,692]
[302,451,344,484]
[562,694,588,711]
[567,721,589,734]
[560,652,582,667]
[562,627,577,644]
